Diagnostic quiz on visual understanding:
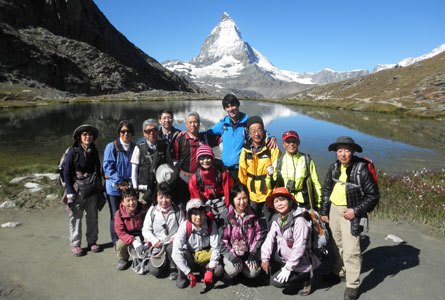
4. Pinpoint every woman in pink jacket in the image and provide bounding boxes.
[261,187,320,296]
[220,183,262,280]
